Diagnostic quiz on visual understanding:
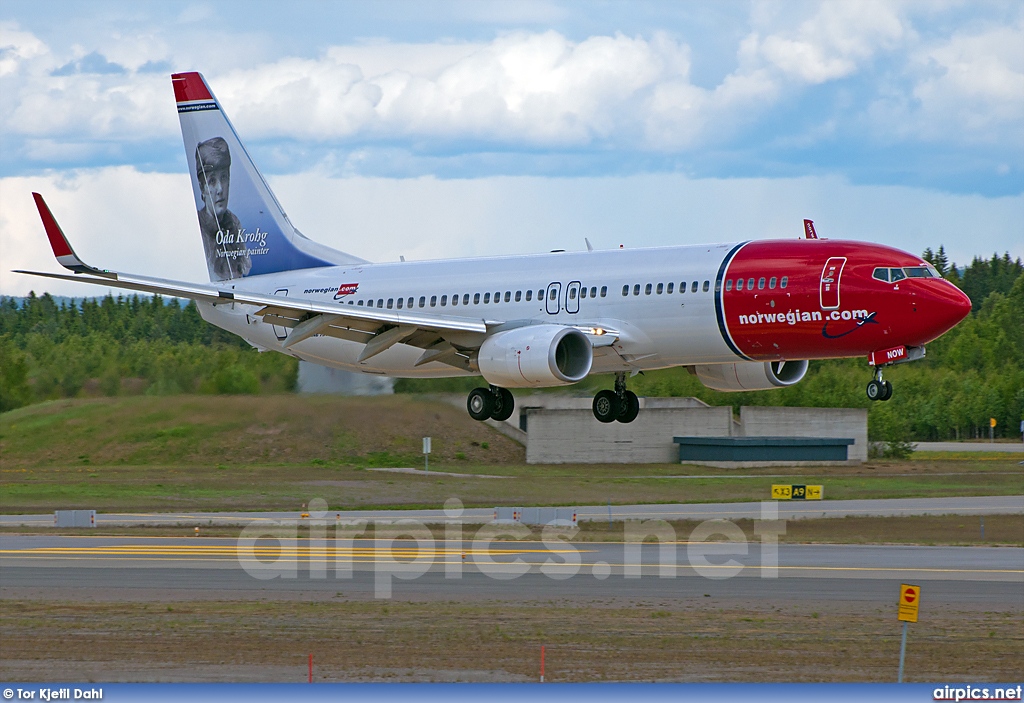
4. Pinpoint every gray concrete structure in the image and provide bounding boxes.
[741,406,868,462]
[518,396,867,465]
